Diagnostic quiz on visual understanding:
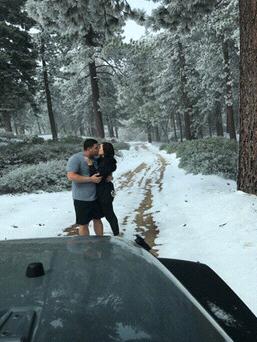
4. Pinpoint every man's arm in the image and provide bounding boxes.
[66,155,102,183]
[67,172,102,184]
